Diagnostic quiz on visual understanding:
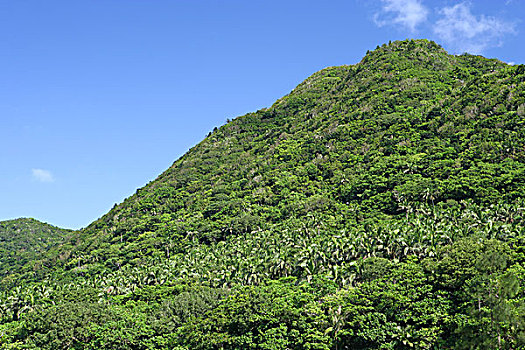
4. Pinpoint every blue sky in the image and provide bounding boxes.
[1,0,524,229]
